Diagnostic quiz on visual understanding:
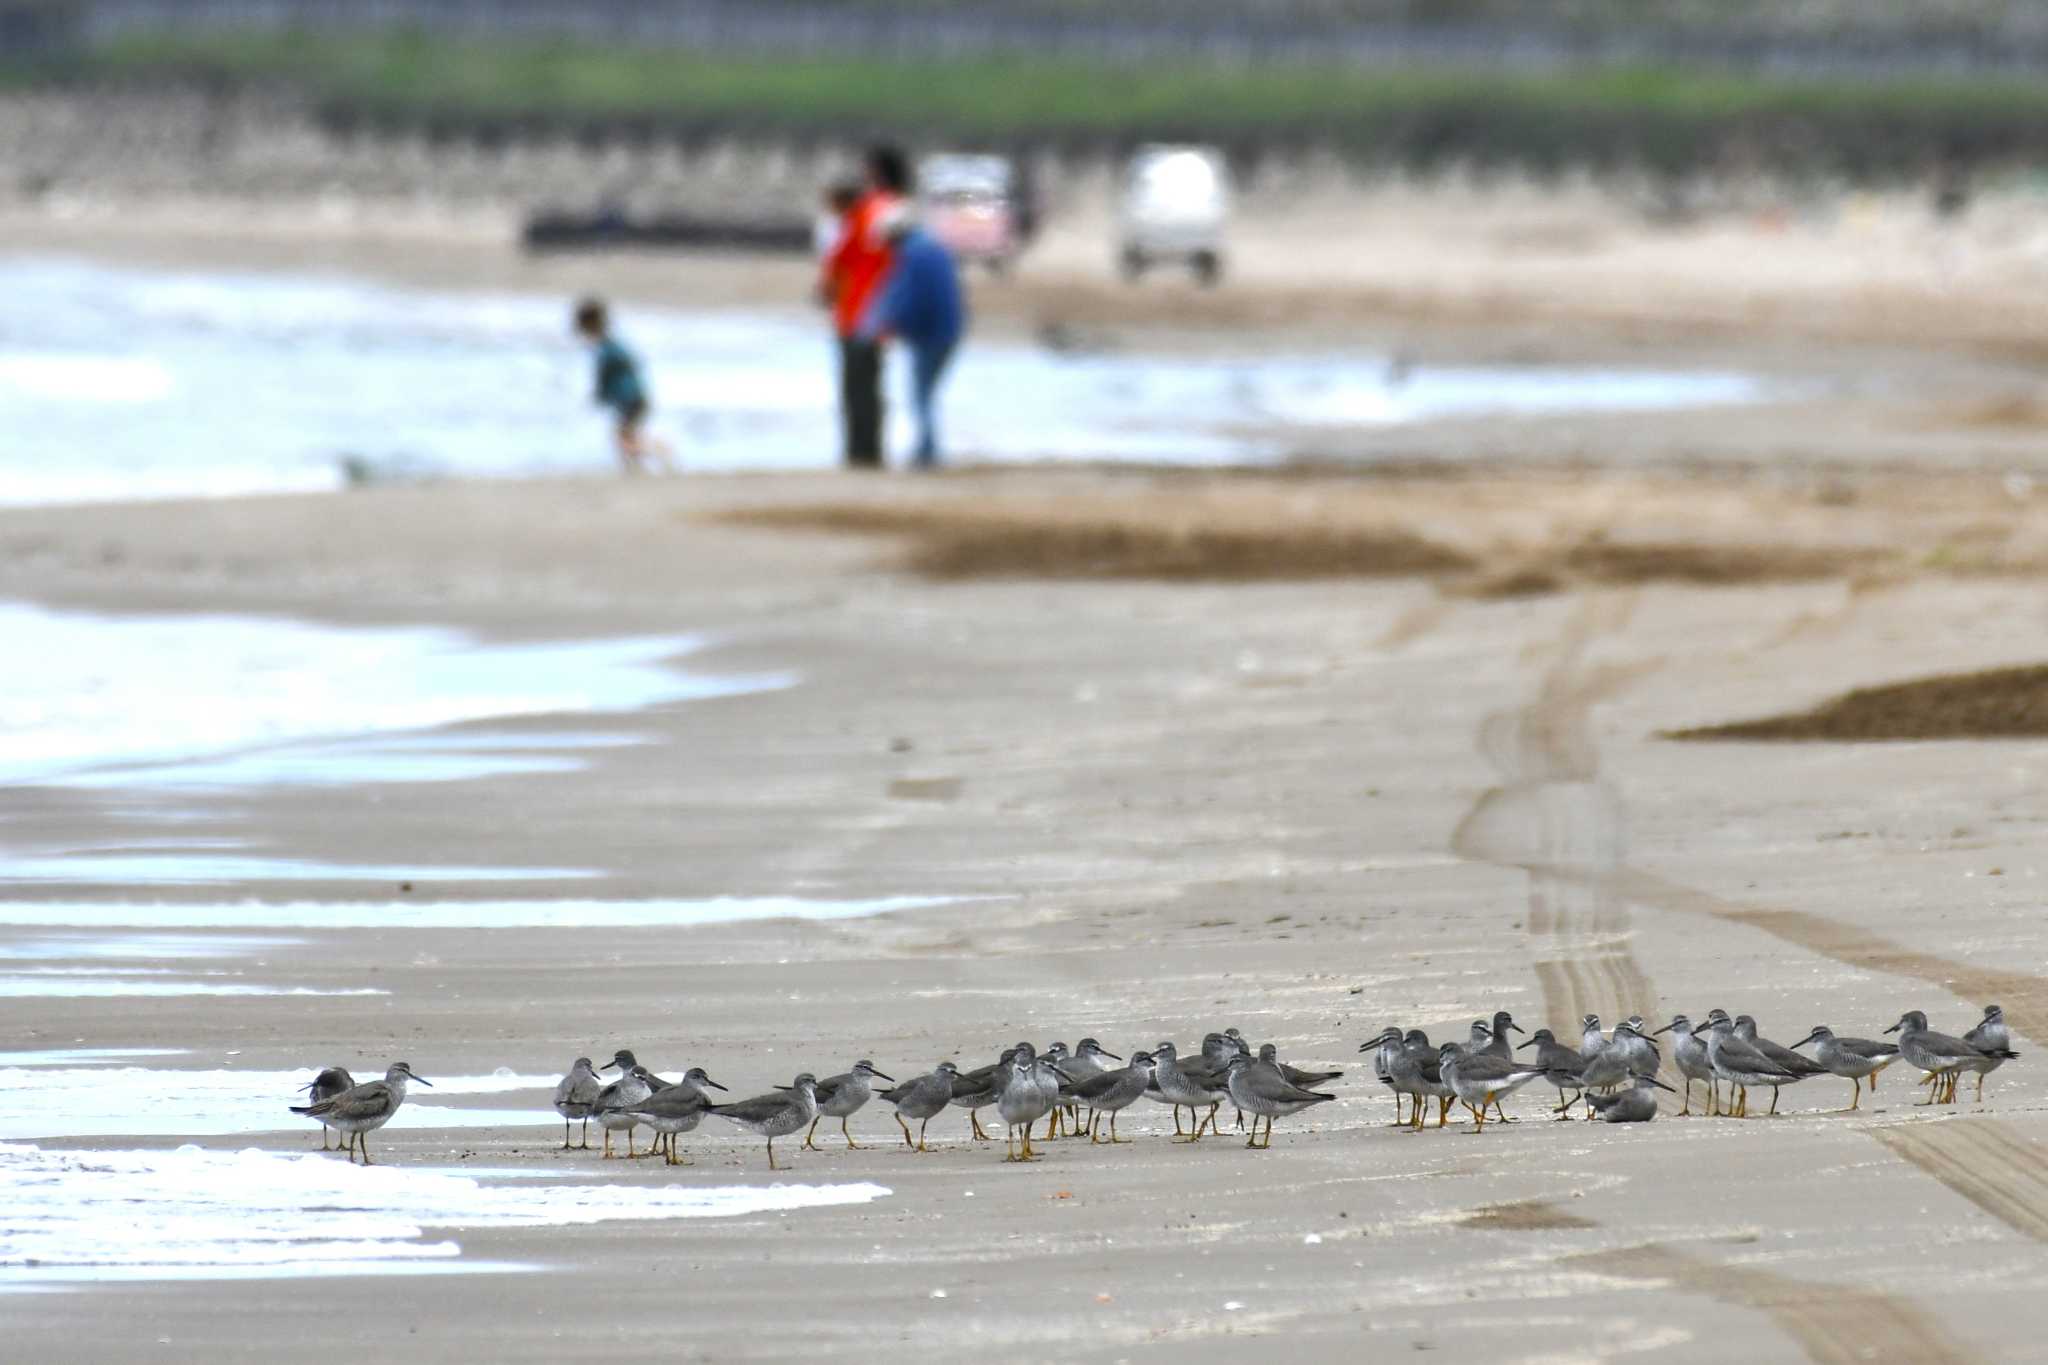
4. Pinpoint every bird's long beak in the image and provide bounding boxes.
[412,1076,434,1088]
[704,1077,729,1092]
[774,1084,793,1091]
[1098,1050,1123,1062]
[601,1060,619,1072]
[870,1069,896,1083]
[1648,1076,1677,1093]
[1790,1031,1822,1050]
[1051,1064,1075,1082]
[1883,1021,1902,1035]
[1509,1021,1527,1034]
[1651,1022,1673,1035]
[1515,1038,1538,1051]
